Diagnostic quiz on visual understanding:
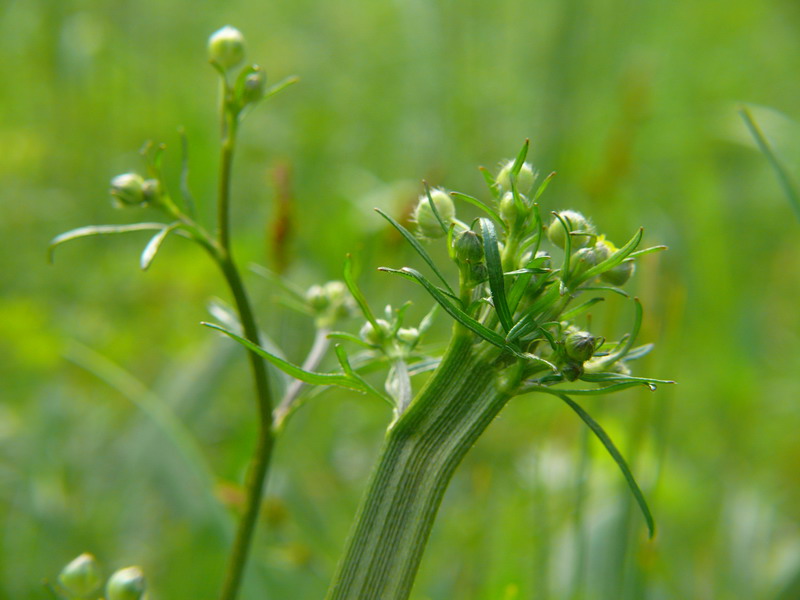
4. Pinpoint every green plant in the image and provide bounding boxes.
[50,26,671,600]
